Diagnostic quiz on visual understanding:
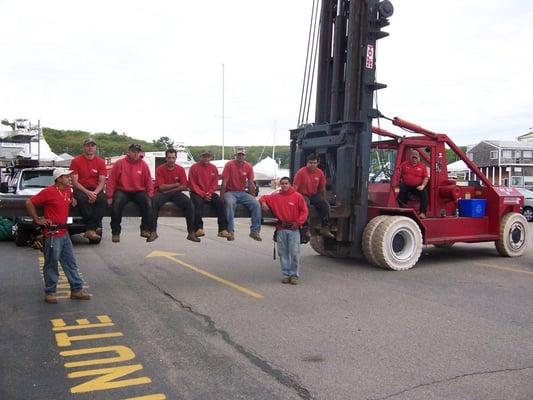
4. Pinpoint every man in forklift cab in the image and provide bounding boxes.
[397,149,429,219]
